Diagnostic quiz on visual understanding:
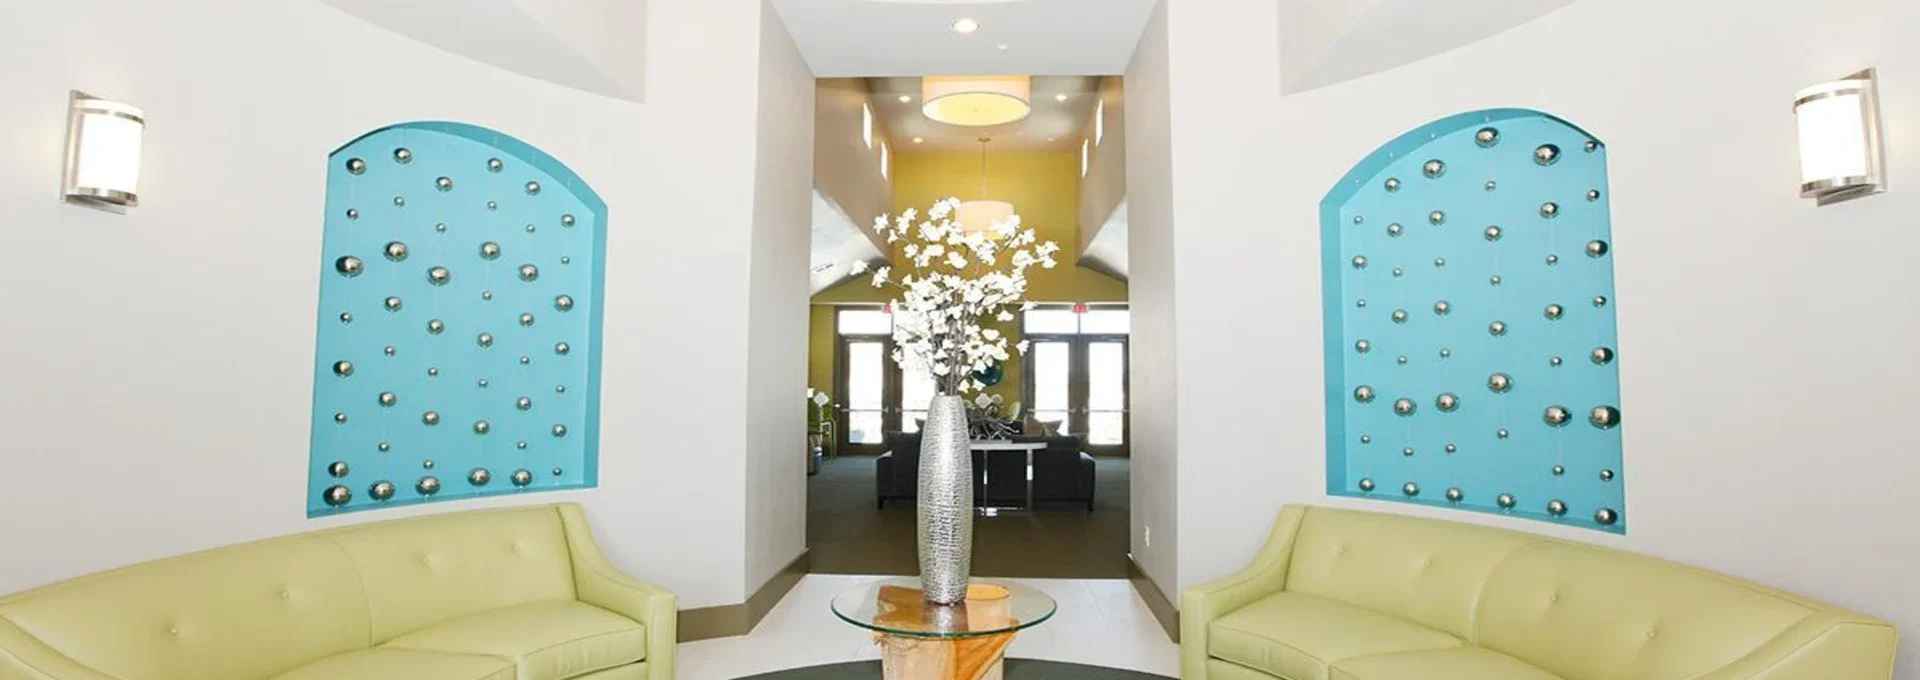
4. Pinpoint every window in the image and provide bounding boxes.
[1022,306,1130,335]
[1094,98,1106,146]
[880,140,890,180]
[1022,304,1130,455]
[1080,138,1089,177]
[837,307,891,335]
[862,103,874,149]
